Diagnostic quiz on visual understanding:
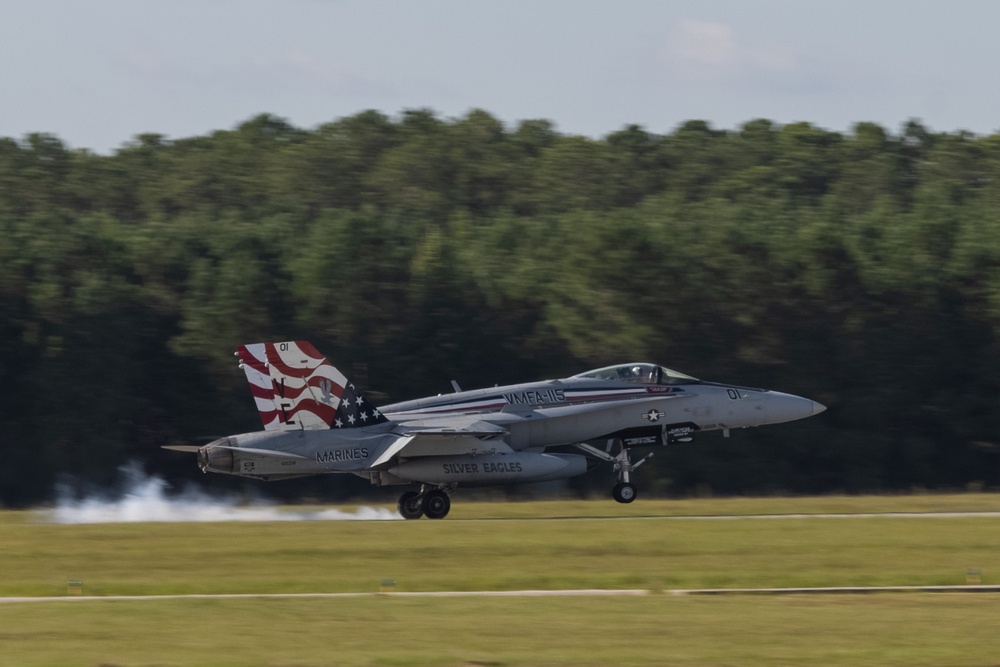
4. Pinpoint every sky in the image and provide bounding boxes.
[2,0,999,153]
